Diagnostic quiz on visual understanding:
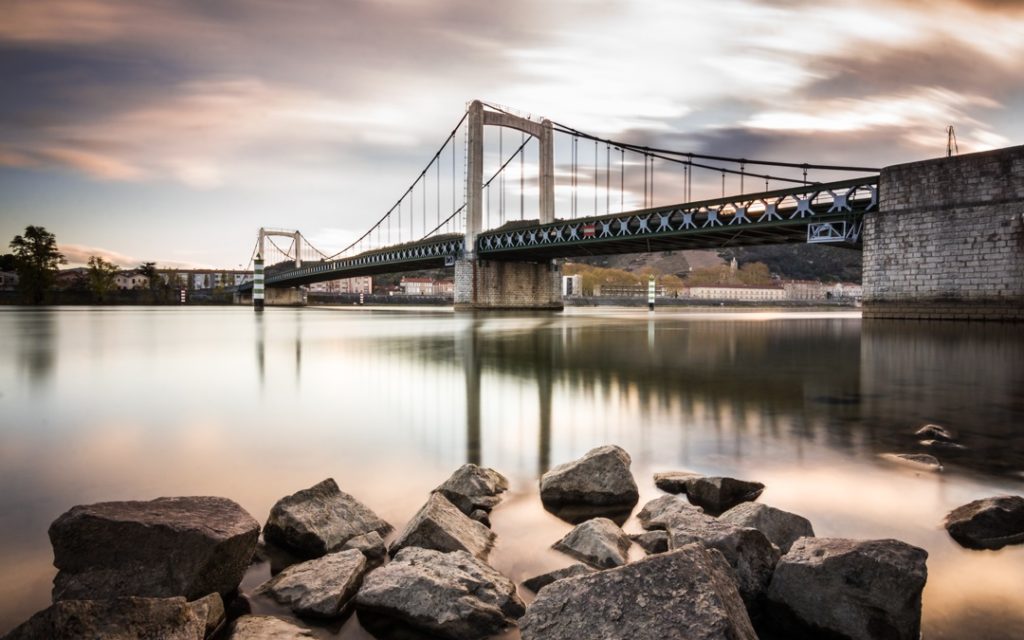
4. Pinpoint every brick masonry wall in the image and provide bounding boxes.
[863,145,1024,321]
[454,258,563,310]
